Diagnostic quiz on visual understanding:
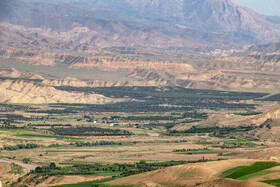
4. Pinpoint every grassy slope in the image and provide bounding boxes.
[224,162,278,180]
